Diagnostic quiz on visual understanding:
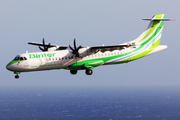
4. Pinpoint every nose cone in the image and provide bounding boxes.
[6,64,12,71]
[6,61,15,71]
